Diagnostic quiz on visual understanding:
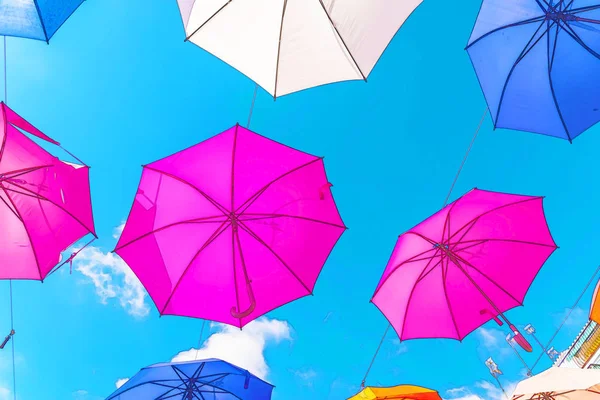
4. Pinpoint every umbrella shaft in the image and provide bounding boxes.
[447,253,511,324]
